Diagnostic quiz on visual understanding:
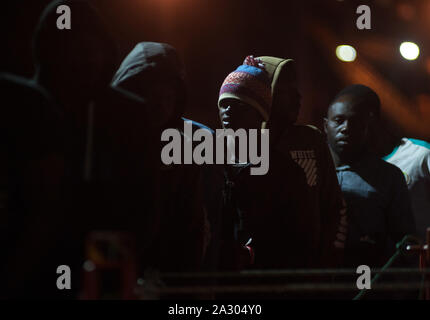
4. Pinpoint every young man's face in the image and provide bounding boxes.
[324,96,371,159]
[219,99,263,130]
